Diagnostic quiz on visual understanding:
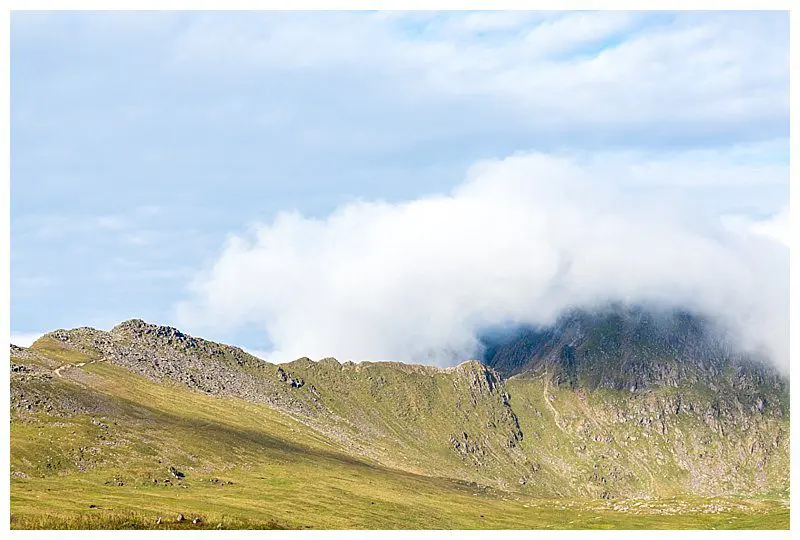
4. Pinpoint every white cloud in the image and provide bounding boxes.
[176,150,788,372]
[243,348,284,363]
[12,12,788,360]
[166,11,787,137]
[724,207,791,248]
[10,332,43,347]
[748,209,790,247]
